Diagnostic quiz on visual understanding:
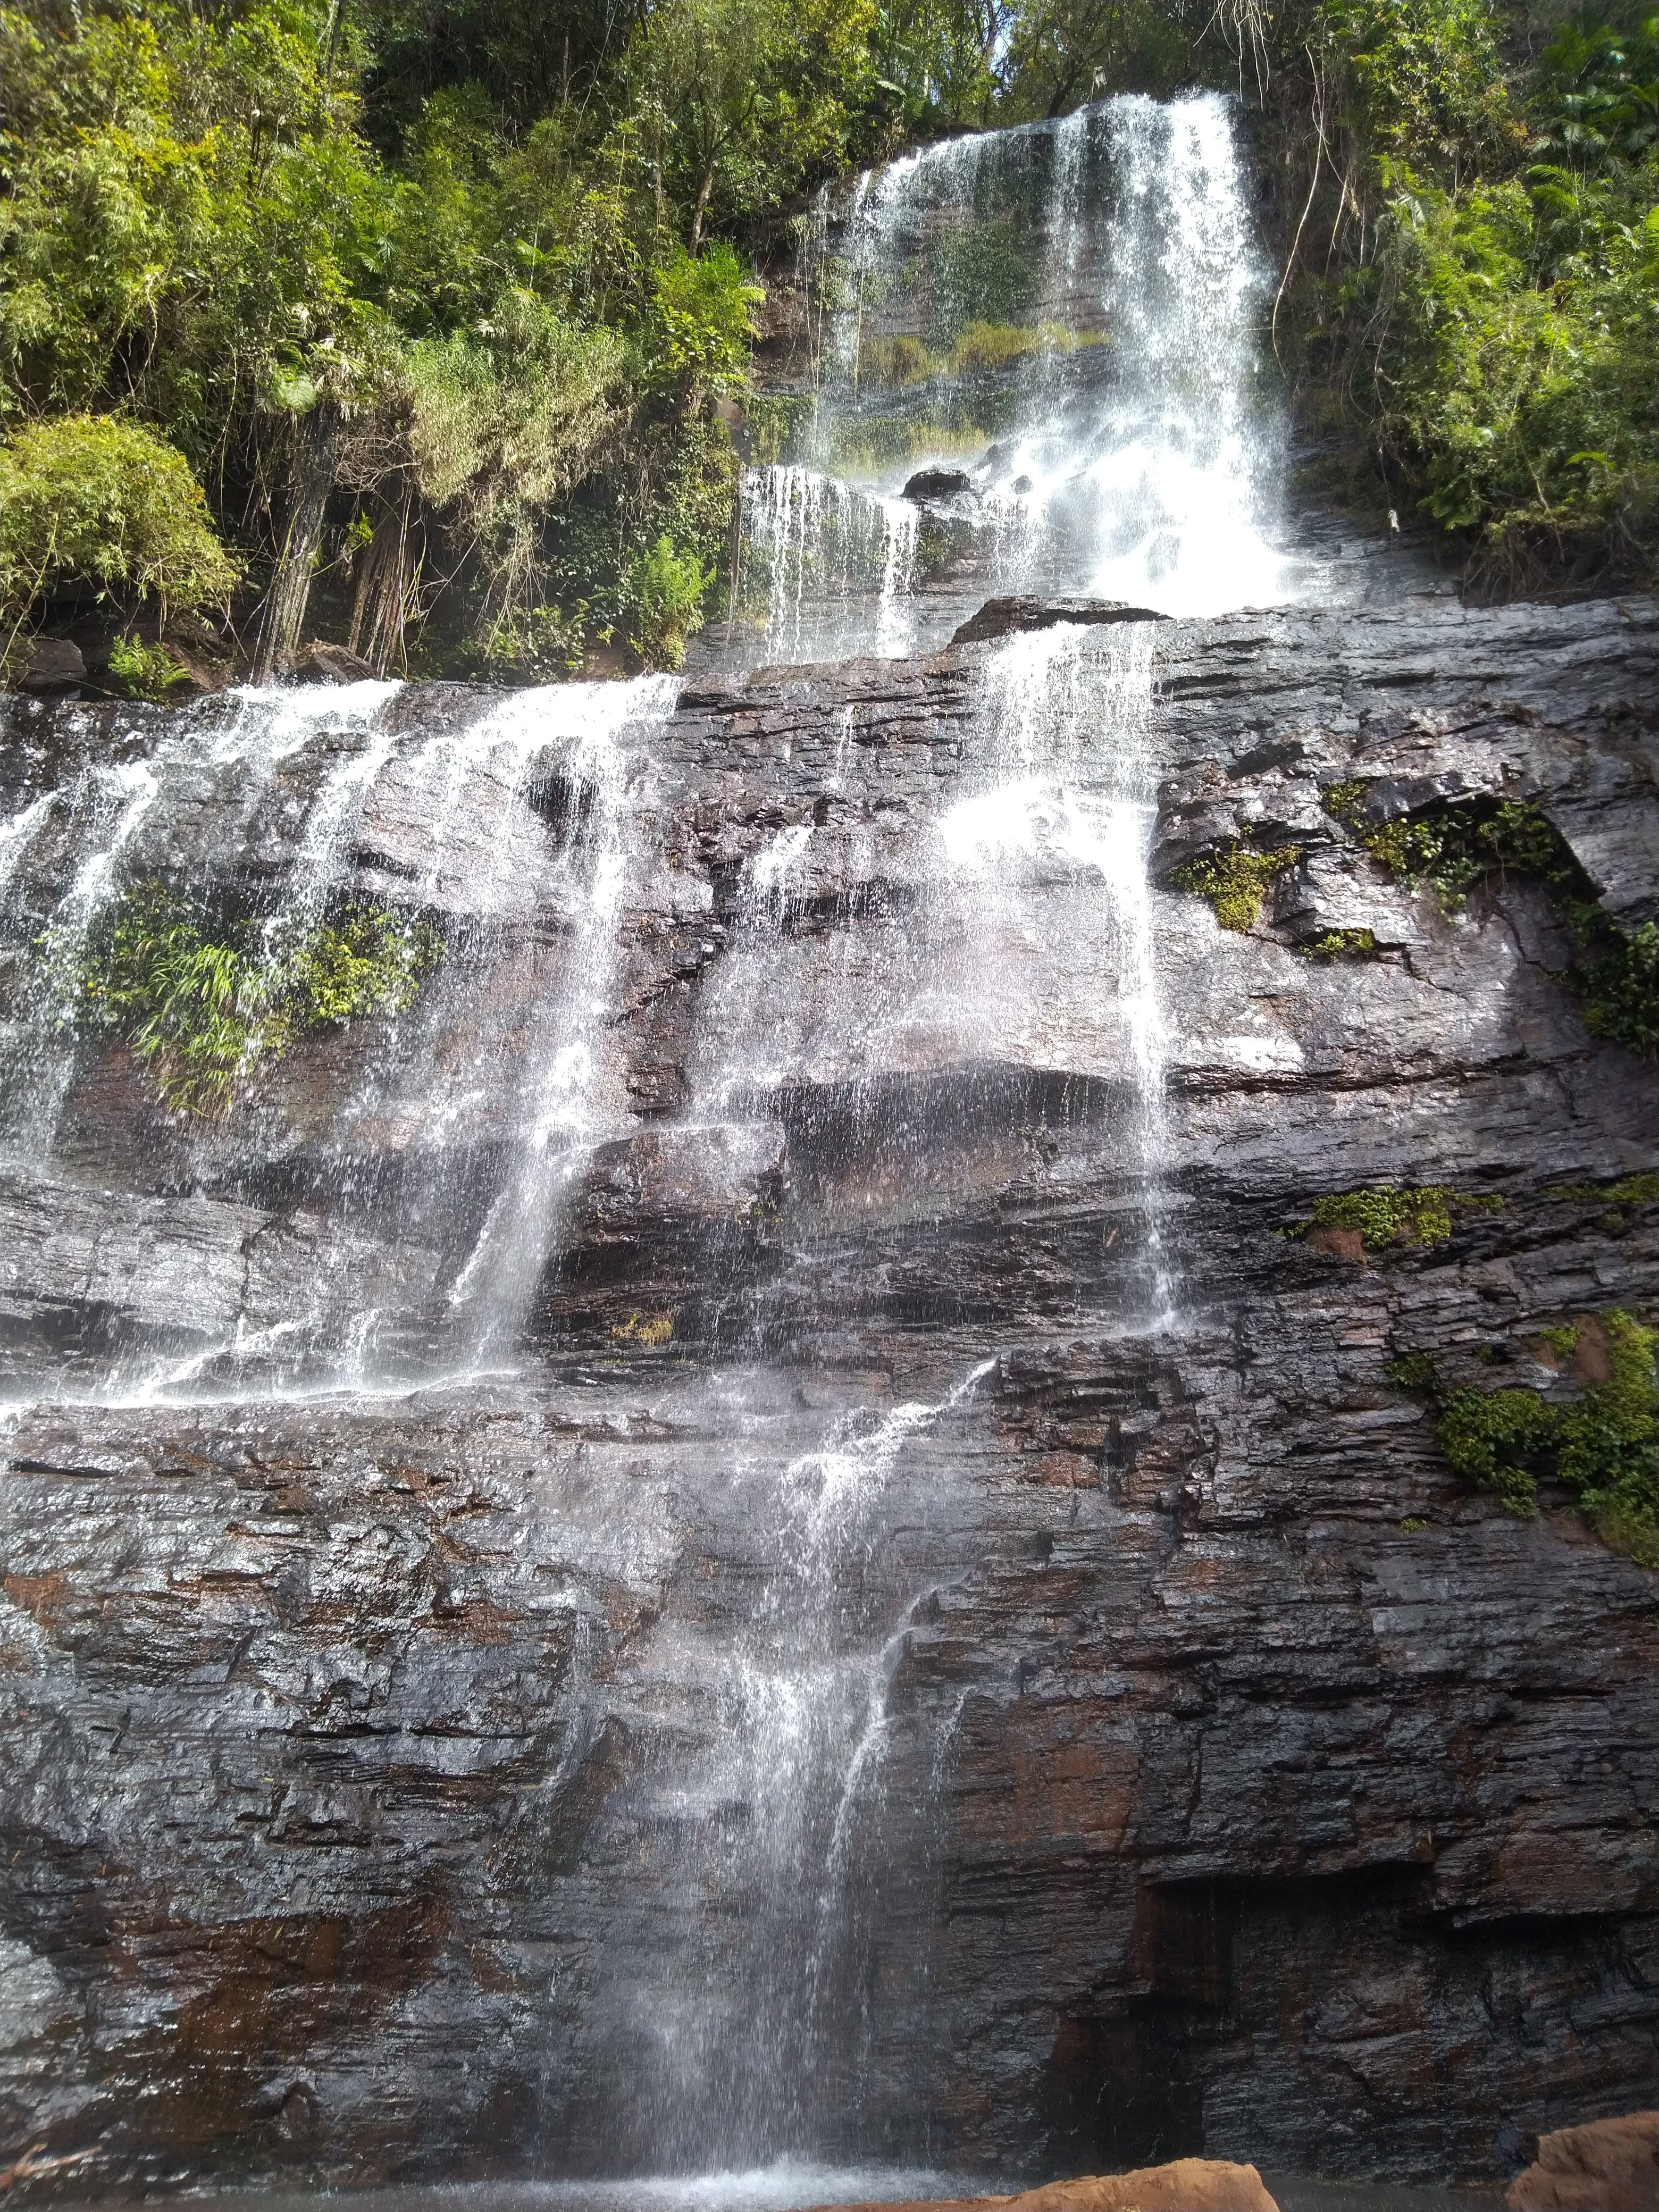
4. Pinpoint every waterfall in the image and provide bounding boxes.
[731,91,1285,666]
[0,89,1248,2202]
